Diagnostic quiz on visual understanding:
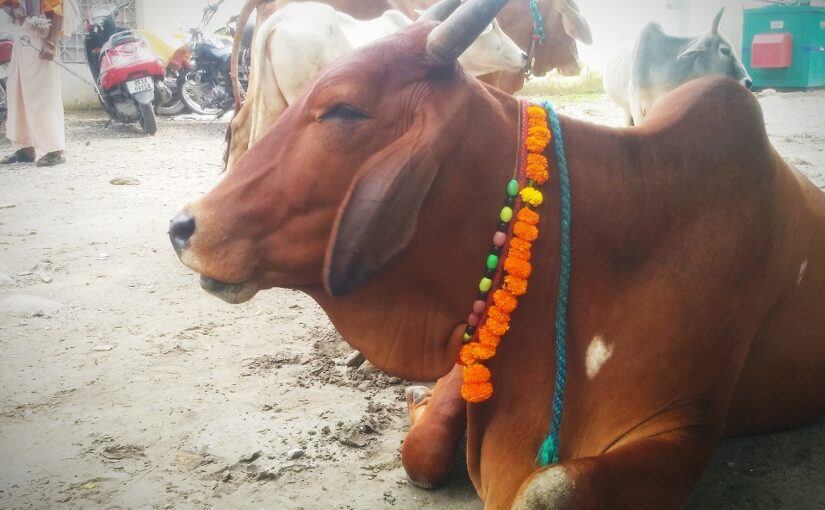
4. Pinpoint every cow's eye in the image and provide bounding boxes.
[720,46,732,57]
[319,104,369,123]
